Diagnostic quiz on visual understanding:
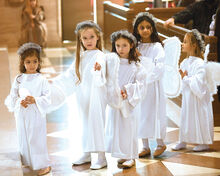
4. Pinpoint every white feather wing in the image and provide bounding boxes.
[105,52,121,108]
[205,61,220,95]
[162,36,182,98]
